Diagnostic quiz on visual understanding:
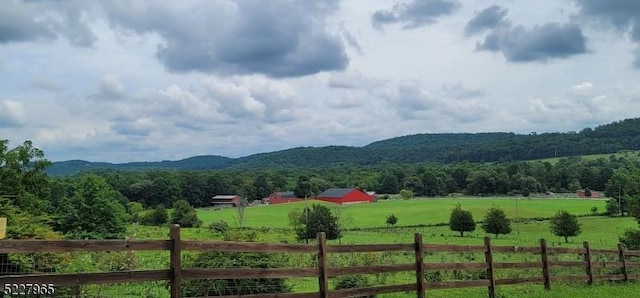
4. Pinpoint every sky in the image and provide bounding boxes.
[1,0,640,163]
